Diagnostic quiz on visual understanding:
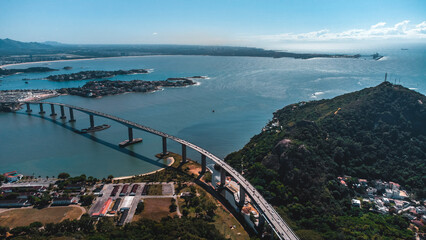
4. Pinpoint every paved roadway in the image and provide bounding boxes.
[18,101,299,240]
[124,183,144,224]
